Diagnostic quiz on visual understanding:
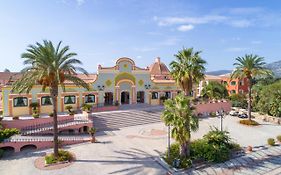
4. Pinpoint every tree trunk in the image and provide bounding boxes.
[50,85,59,157]
[248,78,252,121]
